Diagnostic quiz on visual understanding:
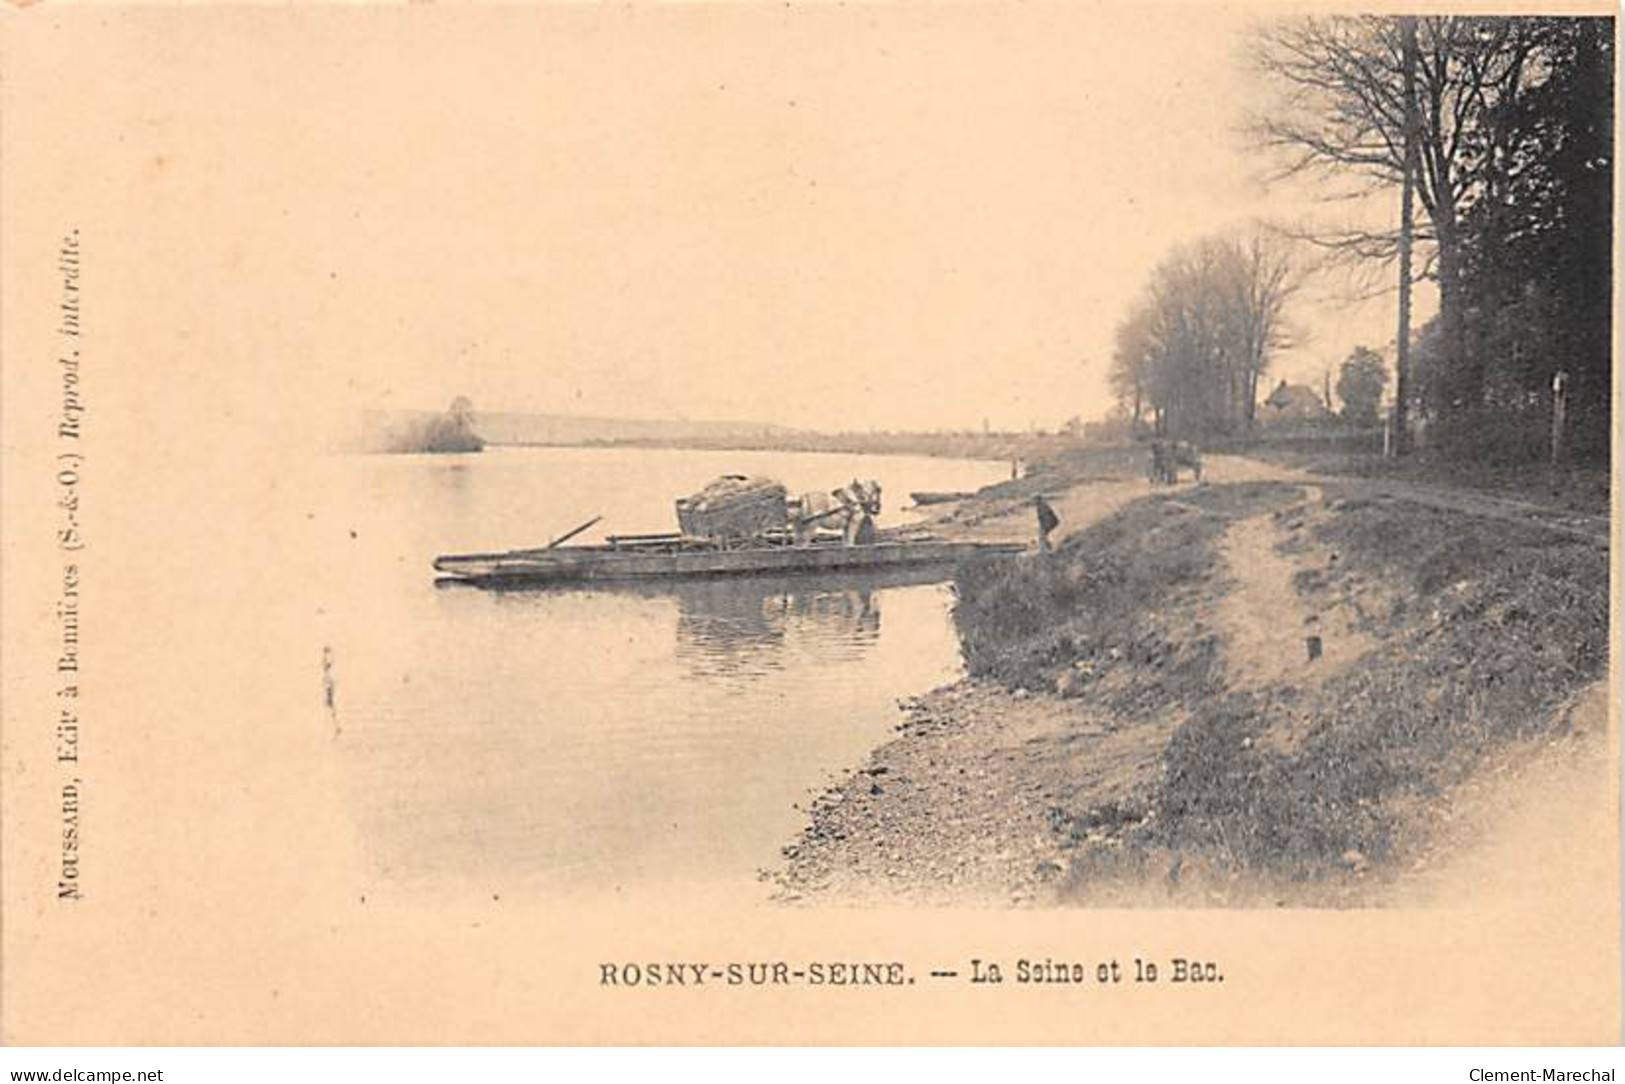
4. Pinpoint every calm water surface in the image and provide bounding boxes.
[328,445,1010,896]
